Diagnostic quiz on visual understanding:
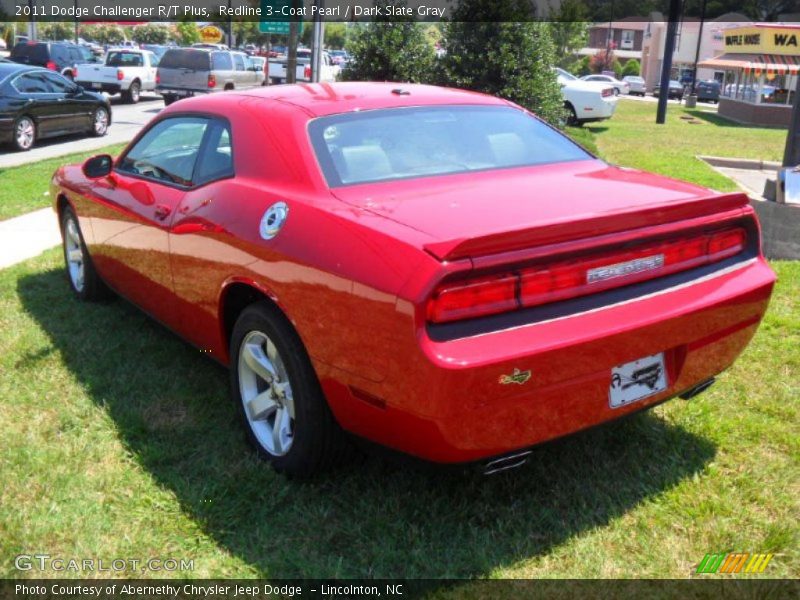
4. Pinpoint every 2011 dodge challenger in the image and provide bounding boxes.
[51,82,776,476]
